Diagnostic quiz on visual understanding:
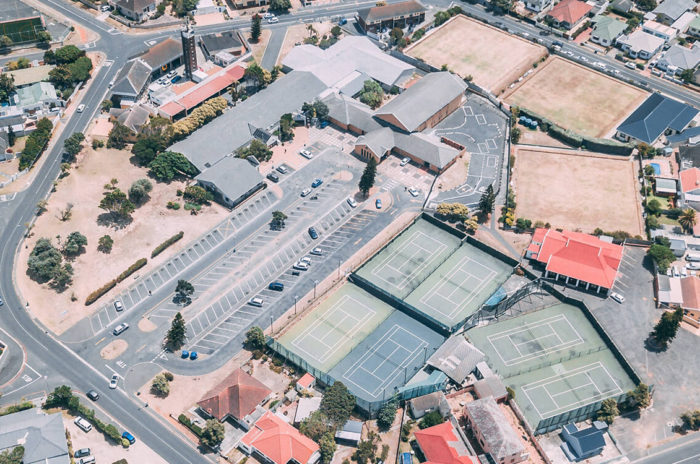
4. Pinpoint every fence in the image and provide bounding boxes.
[0,168,29,189]
[388,50,440,74]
